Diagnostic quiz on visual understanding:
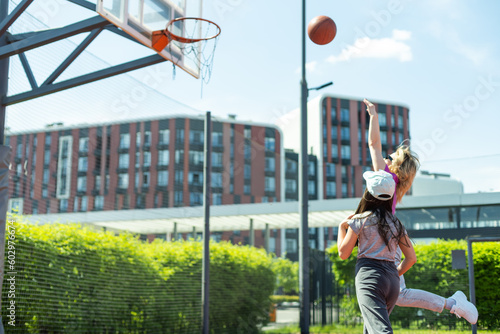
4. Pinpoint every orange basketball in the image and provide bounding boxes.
[307,15,337,45]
